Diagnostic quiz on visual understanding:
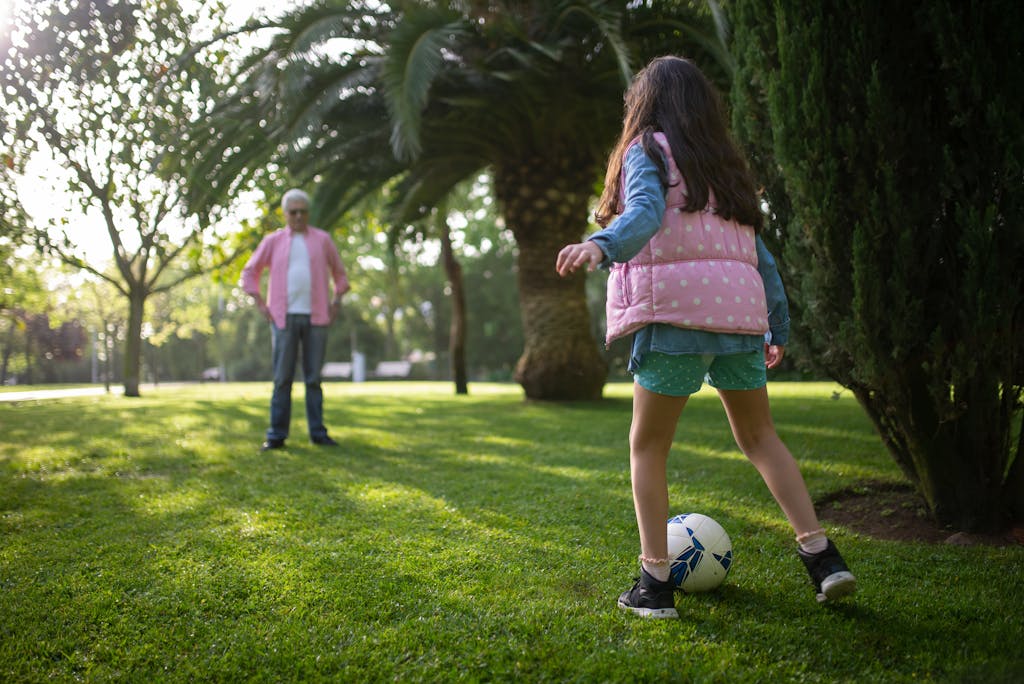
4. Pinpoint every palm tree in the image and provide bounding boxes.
[187,0,729,400]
